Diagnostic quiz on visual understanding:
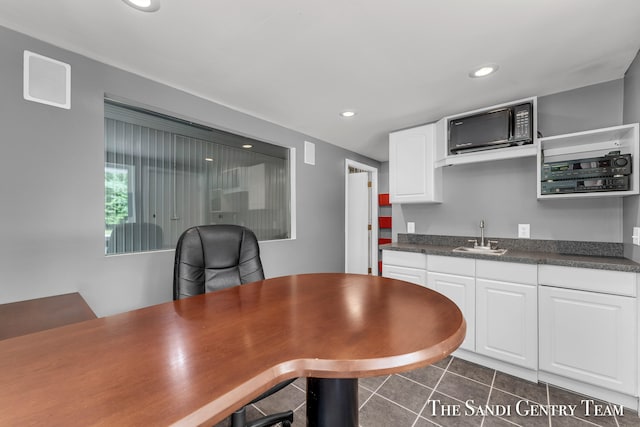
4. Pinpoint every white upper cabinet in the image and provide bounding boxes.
[389,123,443,204]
